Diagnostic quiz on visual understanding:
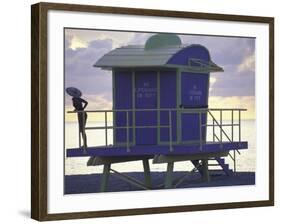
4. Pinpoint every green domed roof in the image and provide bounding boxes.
[144,34,182,50]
